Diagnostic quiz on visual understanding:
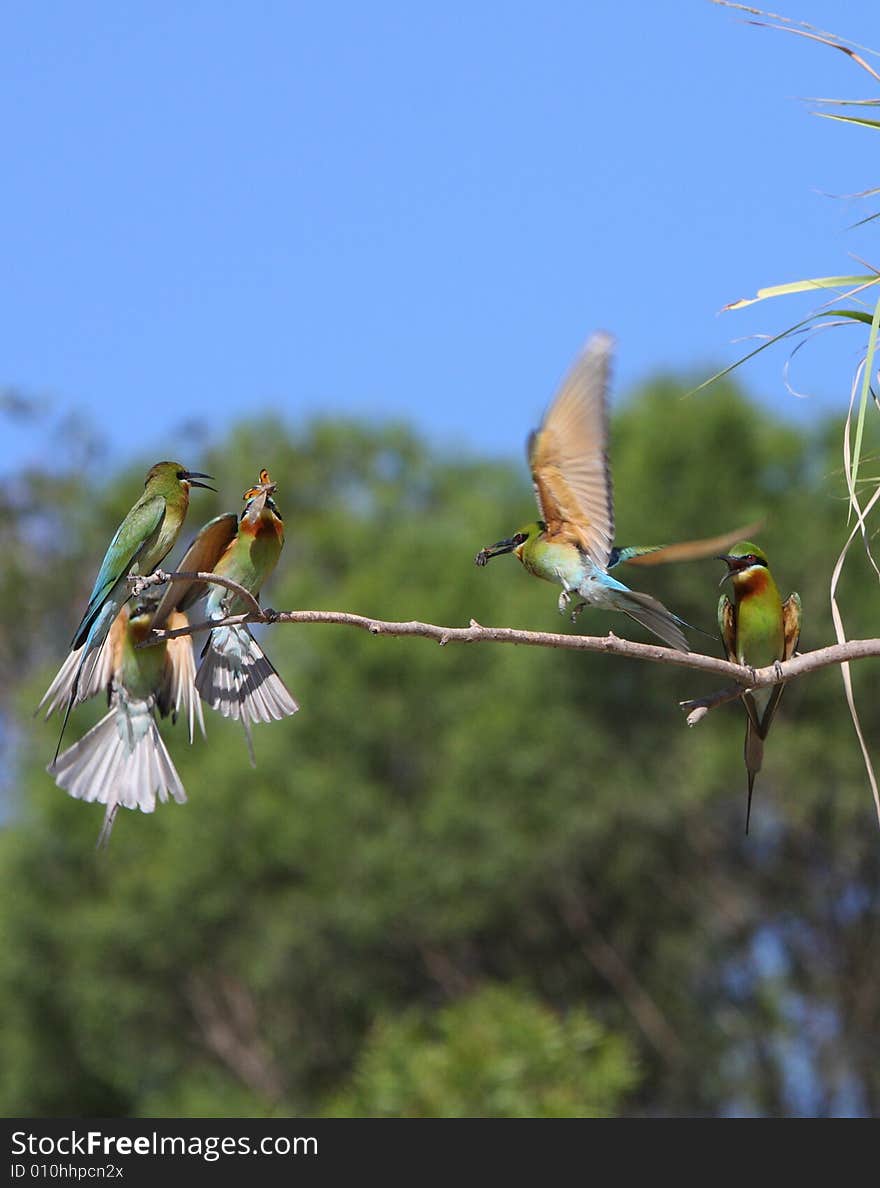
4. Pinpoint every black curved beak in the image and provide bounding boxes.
[183,470,217,491]
[475,537,518,567]
[716,554,736,586]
